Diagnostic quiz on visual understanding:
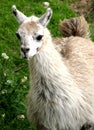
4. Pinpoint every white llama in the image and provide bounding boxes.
[12,6,94,130]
